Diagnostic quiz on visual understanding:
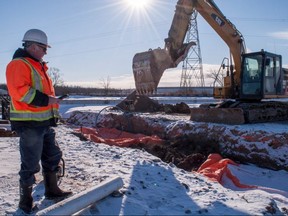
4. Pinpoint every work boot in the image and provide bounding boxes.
[43,171,72,199]
[19,183,34,214]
